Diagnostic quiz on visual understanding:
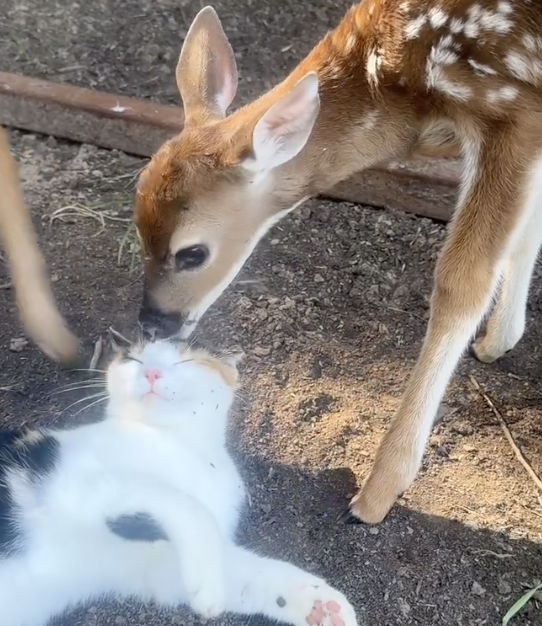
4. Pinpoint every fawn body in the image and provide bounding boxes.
[0,127,78,362]
[135,0,542,523]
